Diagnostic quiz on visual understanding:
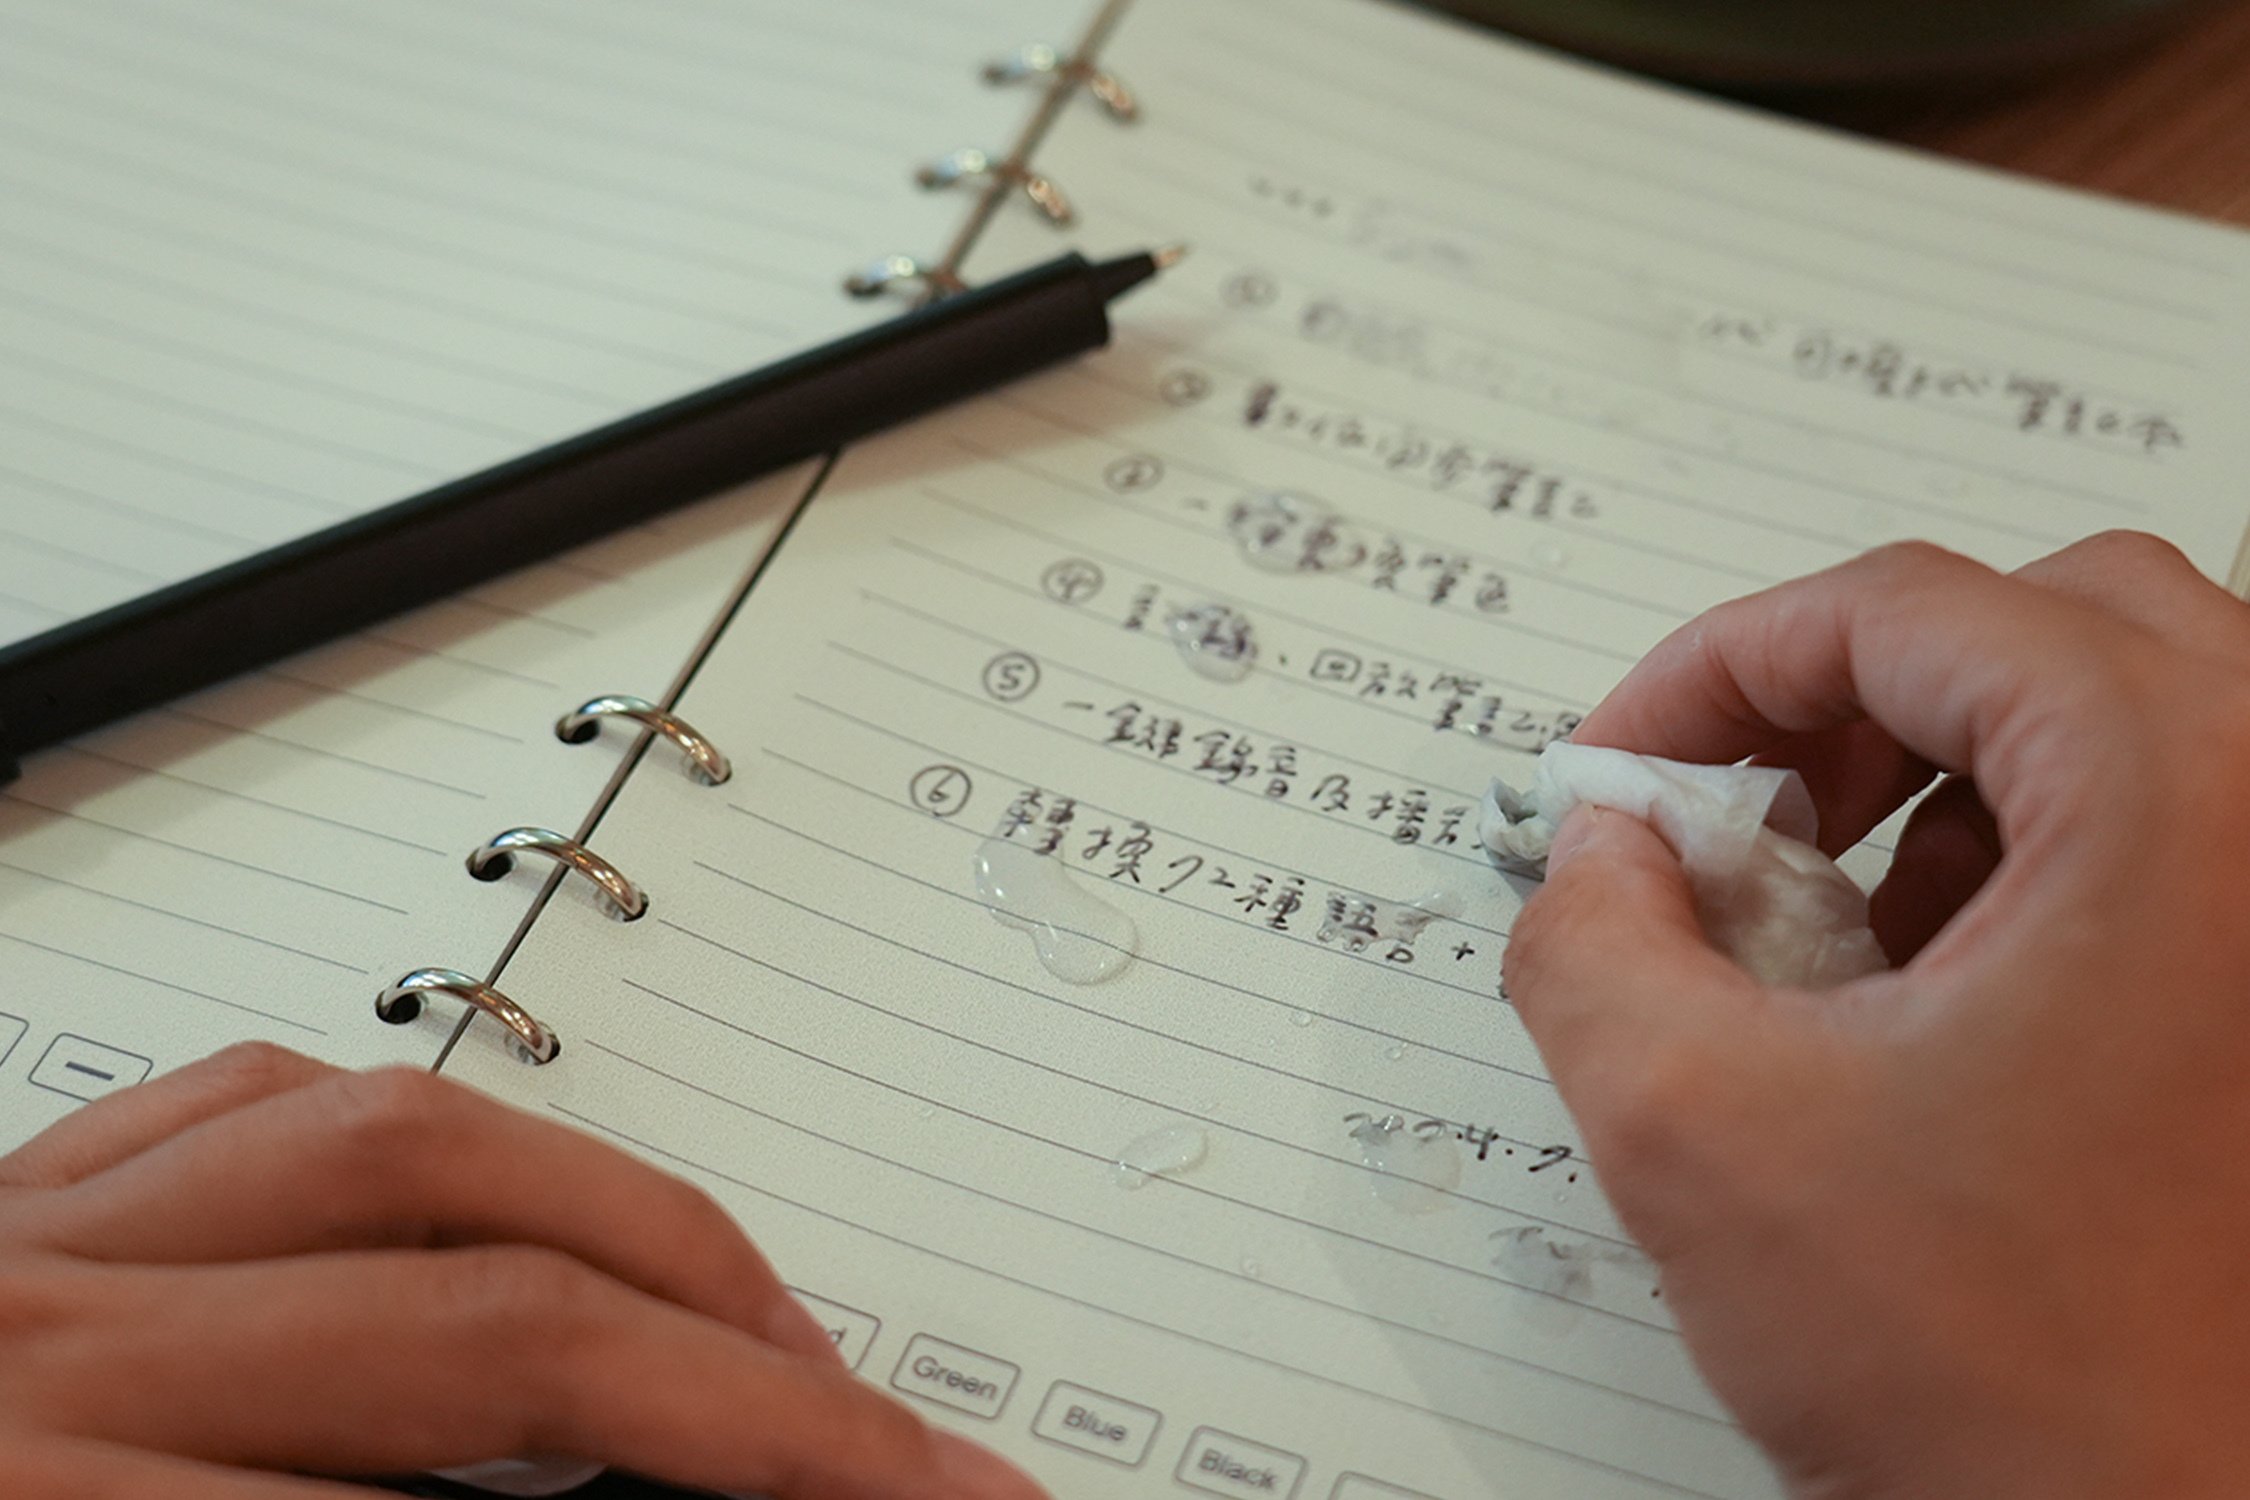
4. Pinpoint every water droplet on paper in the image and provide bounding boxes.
[1348,1114,1461,1214]
[1288,1009,1314,1028]
[1239,1256,1264,1279]
[1383,1043,1406,1062]
[1227,491,1368,574]
[1491,1225,1649,1301]
[1112,1124,1209,1189]
[1167,602,1257,682]
[974,839,1138,984]
[1531,541,1569,569]
[915,1104,937,1121]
